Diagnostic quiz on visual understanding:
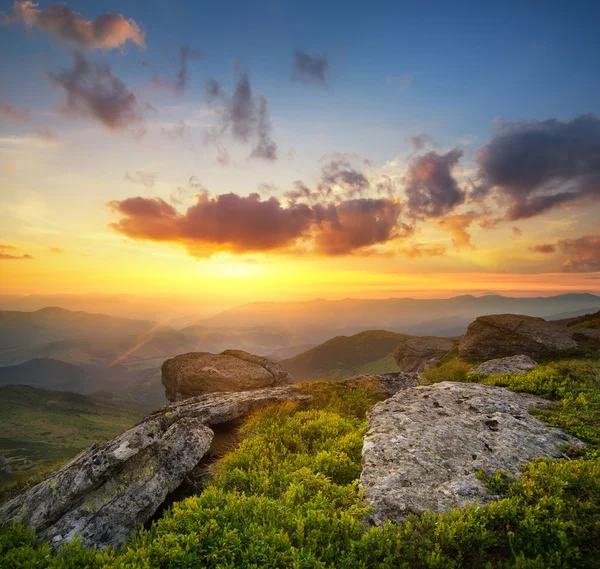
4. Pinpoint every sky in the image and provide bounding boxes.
[1,0,600,308]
